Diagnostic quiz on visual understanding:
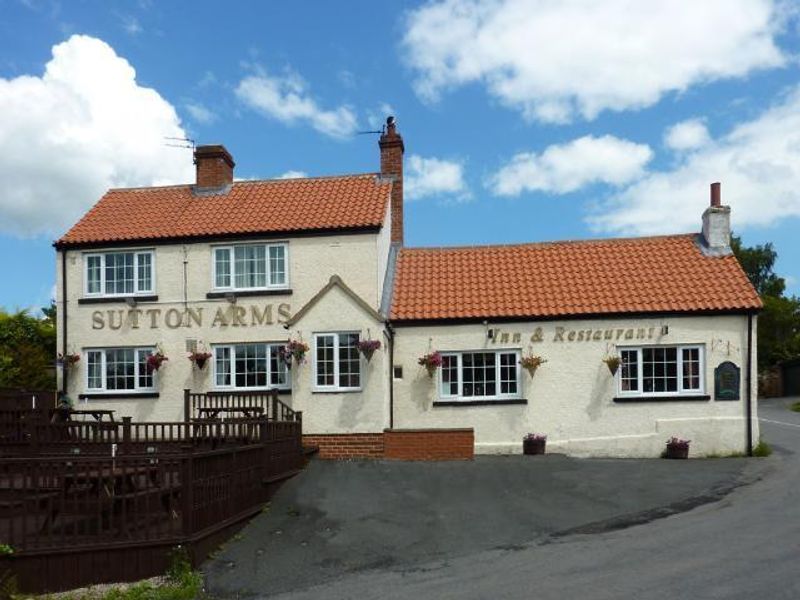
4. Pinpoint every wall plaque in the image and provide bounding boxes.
[714,361,741,401]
